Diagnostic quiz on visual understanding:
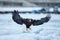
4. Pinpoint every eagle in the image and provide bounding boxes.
[12,10,51,31]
